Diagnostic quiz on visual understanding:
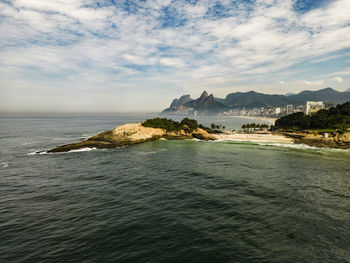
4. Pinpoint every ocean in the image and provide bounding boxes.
[1,114,350,263]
